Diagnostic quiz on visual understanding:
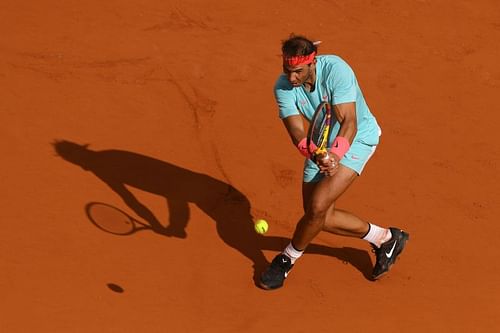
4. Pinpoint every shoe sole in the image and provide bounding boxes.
[259,282,280,290]
[259,281,283,290]
[259,274,287,290]
[258,260,292,290]
[371,231,410,280]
